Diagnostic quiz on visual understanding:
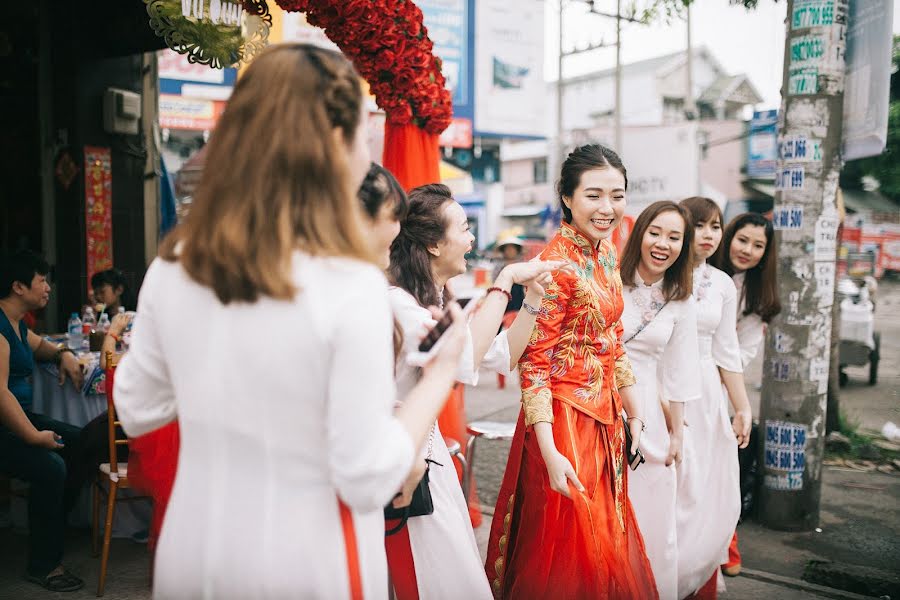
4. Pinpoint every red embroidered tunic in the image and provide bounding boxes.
[520,221,636,427]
